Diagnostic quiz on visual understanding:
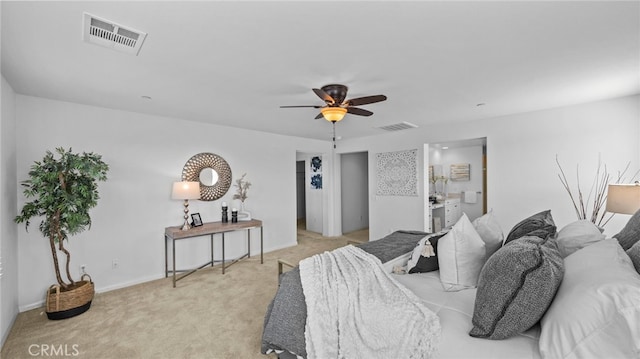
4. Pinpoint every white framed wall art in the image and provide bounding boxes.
[376,149,418,196]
